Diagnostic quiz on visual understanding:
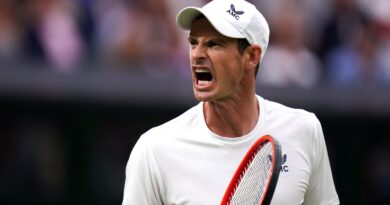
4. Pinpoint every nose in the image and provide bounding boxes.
[191,44,207,64]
